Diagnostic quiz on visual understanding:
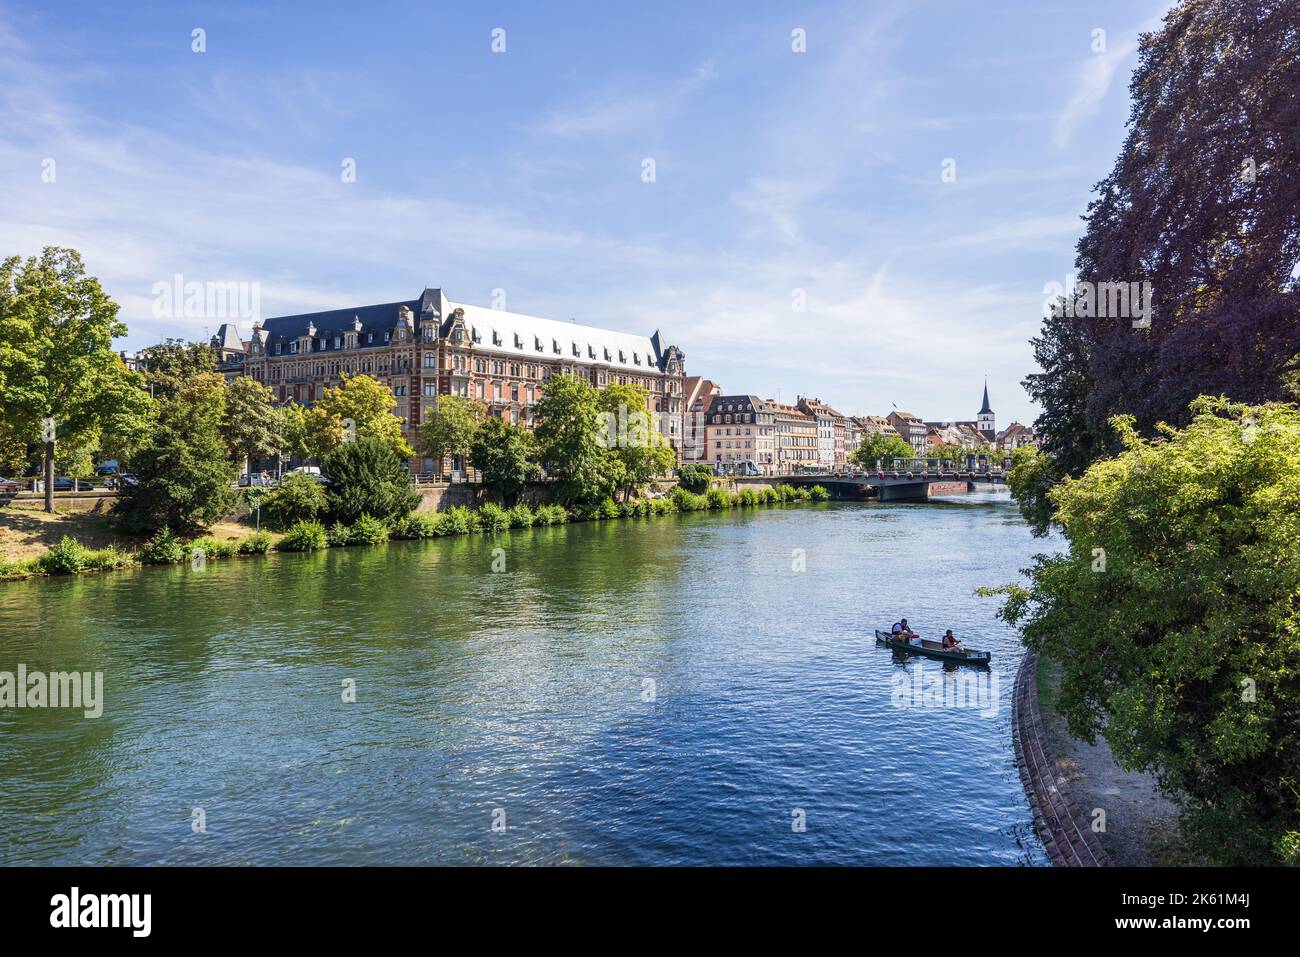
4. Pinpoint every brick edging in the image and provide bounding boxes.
[1011,648,1111,866]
